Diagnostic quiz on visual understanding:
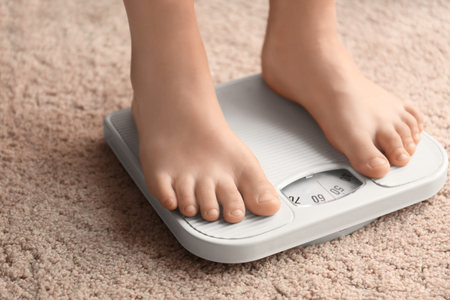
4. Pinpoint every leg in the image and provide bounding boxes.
[123,0,280,223]
[262,0,424,178]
